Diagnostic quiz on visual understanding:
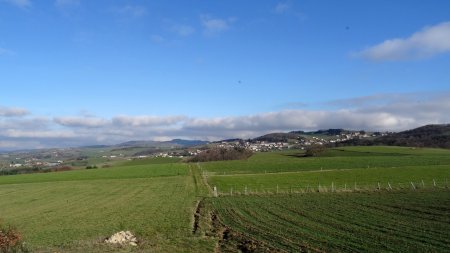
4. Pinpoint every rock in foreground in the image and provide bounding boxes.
[105,231,137,246]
